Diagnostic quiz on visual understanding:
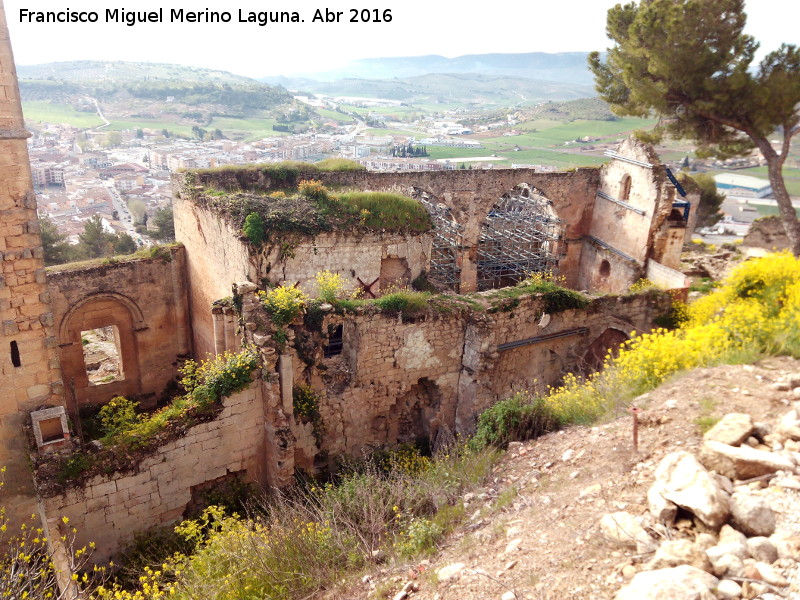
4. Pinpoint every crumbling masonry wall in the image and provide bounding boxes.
[46,247,191,409]
[238,287,672,483]
[1,9,65,523]
[39,383,266,563]
[181,167,600,293]
[173,190,431,360]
